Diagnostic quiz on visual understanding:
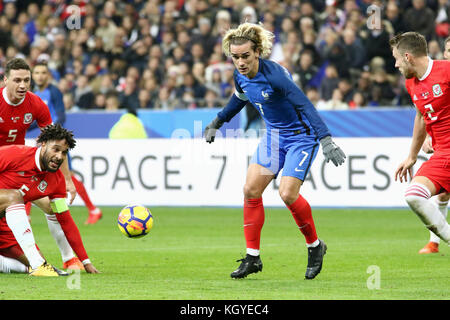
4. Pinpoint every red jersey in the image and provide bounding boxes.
[0,87,52,146]
[405,59,450,154]
[0,145,66,202]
